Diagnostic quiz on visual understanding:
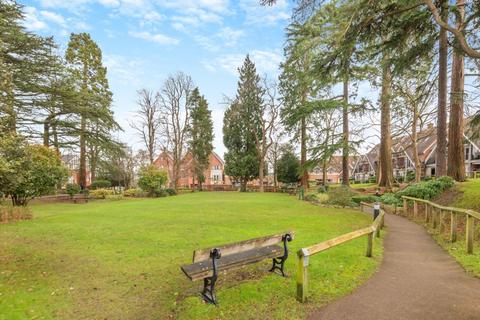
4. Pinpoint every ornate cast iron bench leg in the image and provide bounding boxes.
[201,248,221,305]
[269,233,292,277]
